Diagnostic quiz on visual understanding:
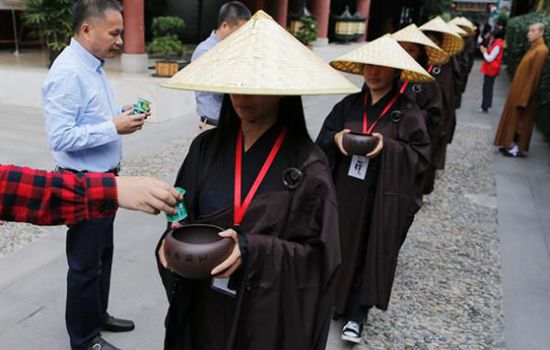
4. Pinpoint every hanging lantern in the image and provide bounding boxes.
[352,10,366,37]
[335,6,355,42]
